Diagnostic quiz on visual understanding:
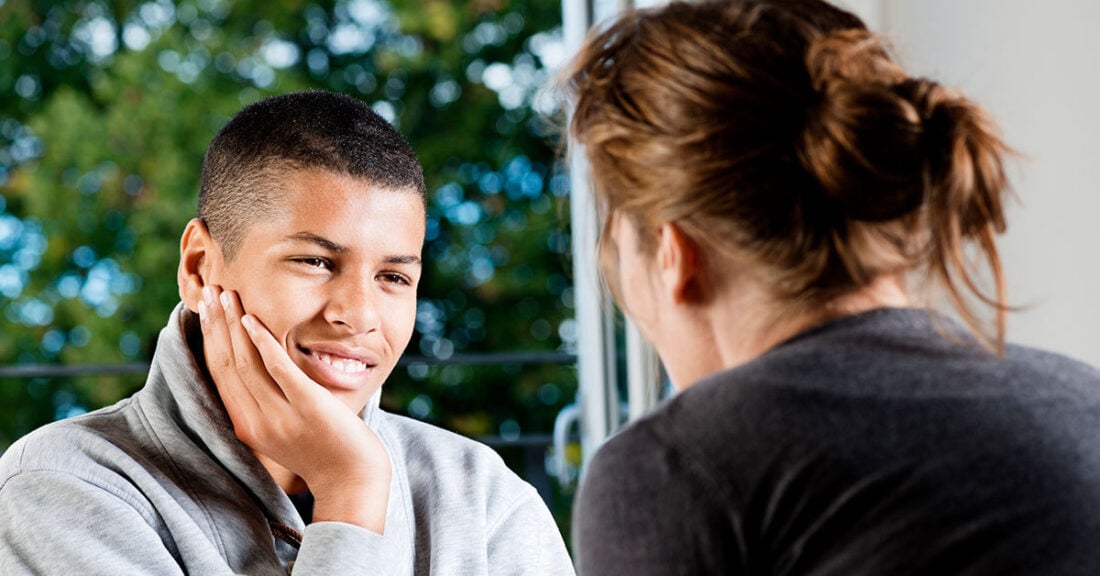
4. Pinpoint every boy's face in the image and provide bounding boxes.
[203,169,424,413]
